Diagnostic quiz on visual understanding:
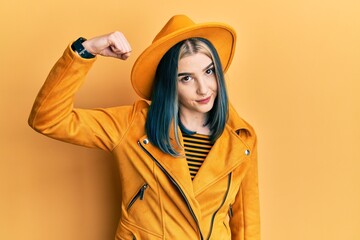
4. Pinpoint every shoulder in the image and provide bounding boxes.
[226,103,258,152]
[109,99,149,118]
[133,100,150,116]
[227,103,256,139]
[101,100,149,129]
